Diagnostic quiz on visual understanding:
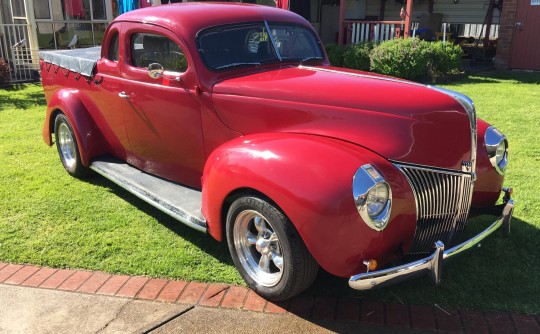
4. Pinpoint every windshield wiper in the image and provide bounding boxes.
[300,56,323,64]
[214,62,261,70]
